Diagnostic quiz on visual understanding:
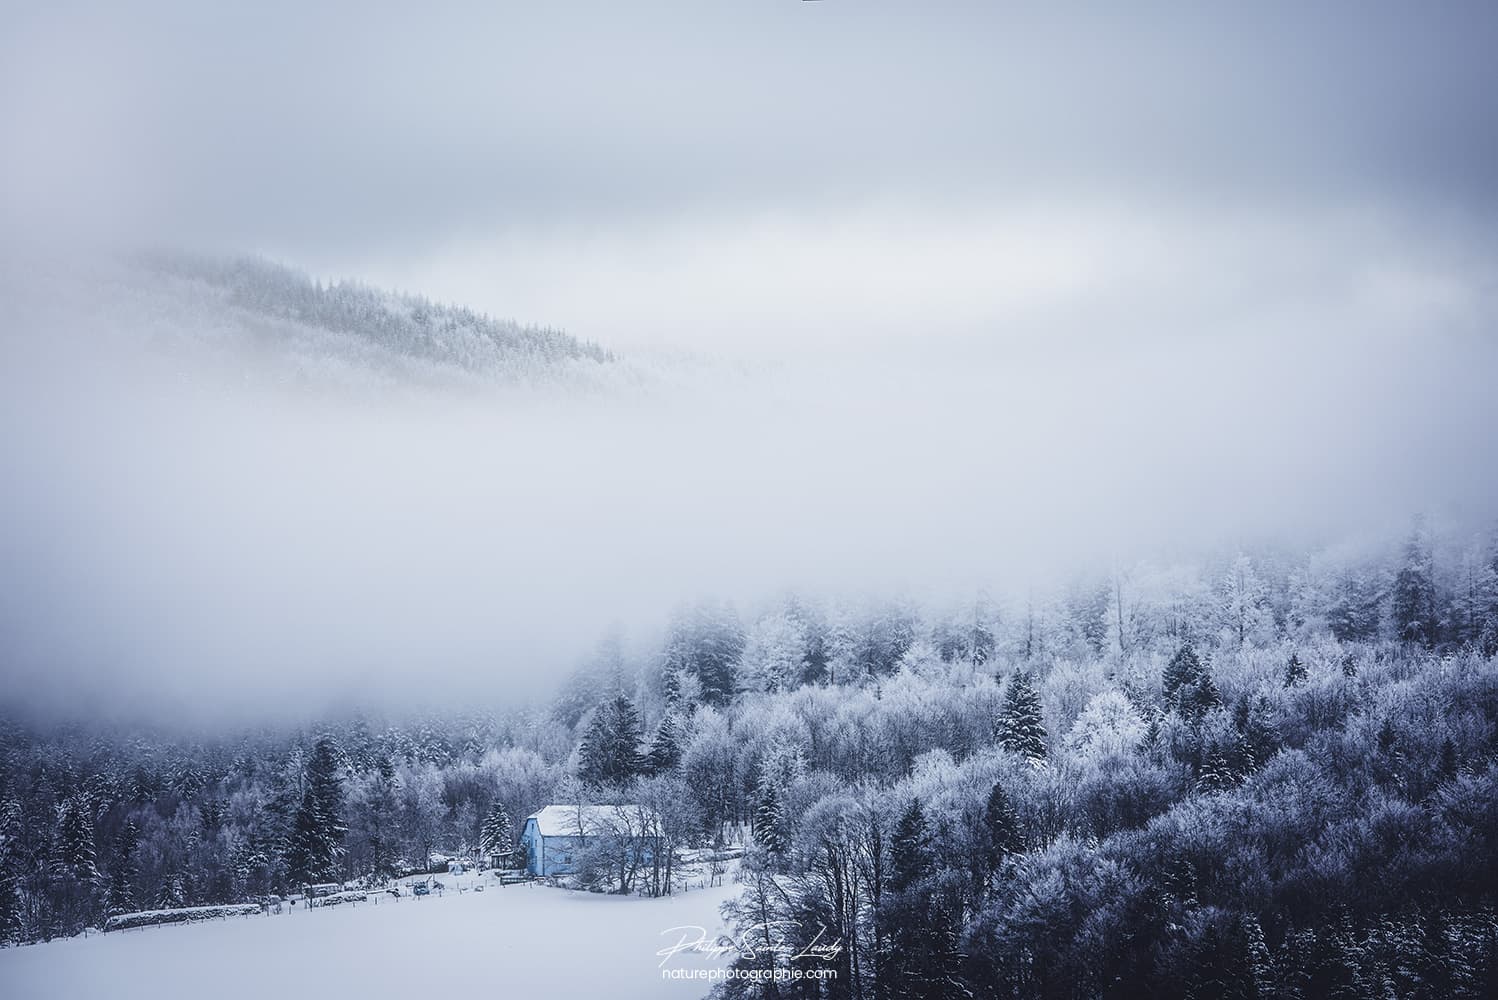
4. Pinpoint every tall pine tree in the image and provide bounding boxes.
[1391,520,1438,645]
[982,782,1023,876]
[285,736,347,885]
[56,795,99,883]
[577,694,646,787]
[1165,644,1221,722]
[752,772,788,857]
[883,800,966,999]
[1164,644,1204,701]
[662,603,744,708]
[0,797,22,942]
[645,714,683,774]
[994,671,1047,765]
[105,819,140,915]
[480,802,513,861]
